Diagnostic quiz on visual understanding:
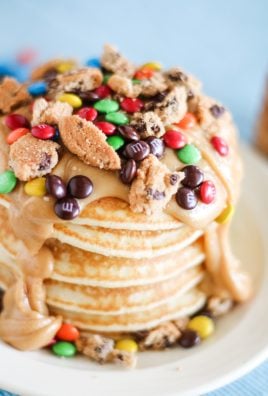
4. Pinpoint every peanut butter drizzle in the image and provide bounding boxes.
[0,247,62,350]
[0,127,251,350]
